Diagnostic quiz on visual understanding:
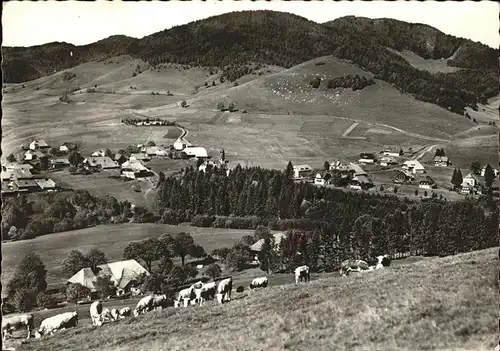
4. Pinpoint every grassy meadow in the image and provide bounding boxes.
[1,223,257,290]
[7,247,497,351]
